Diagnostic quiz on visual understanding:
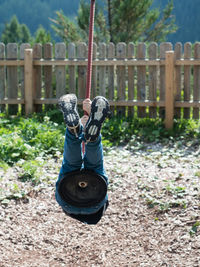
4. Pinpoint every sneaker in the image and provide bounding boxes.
[84,96,110,142]
[58,94,80,136]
